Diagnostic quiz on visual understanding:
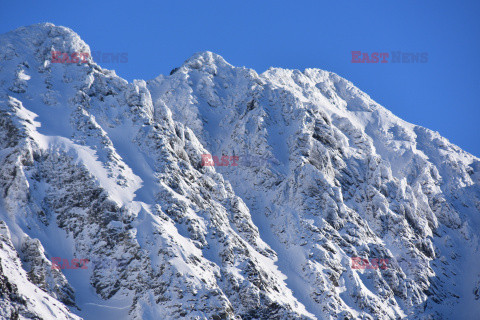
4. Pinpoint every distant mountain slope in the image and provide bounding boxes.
[0,23,479,319]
